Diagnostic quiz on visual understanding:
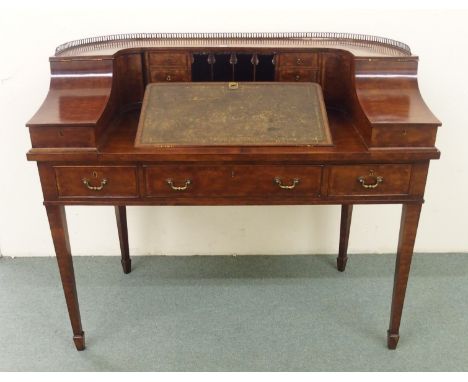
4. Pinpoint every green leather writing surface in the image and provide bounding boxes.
[135,82,332,147]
